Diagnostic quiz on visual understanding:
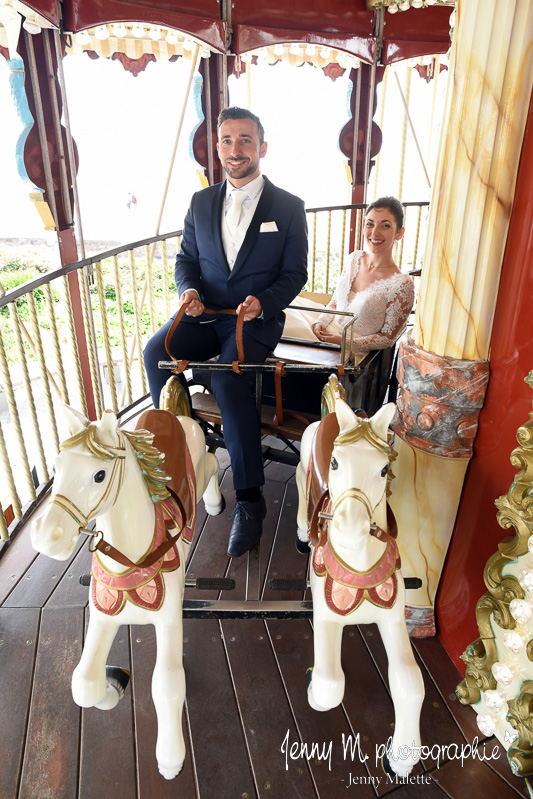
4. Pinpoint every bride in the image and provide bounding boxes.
[284,196,415,364]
